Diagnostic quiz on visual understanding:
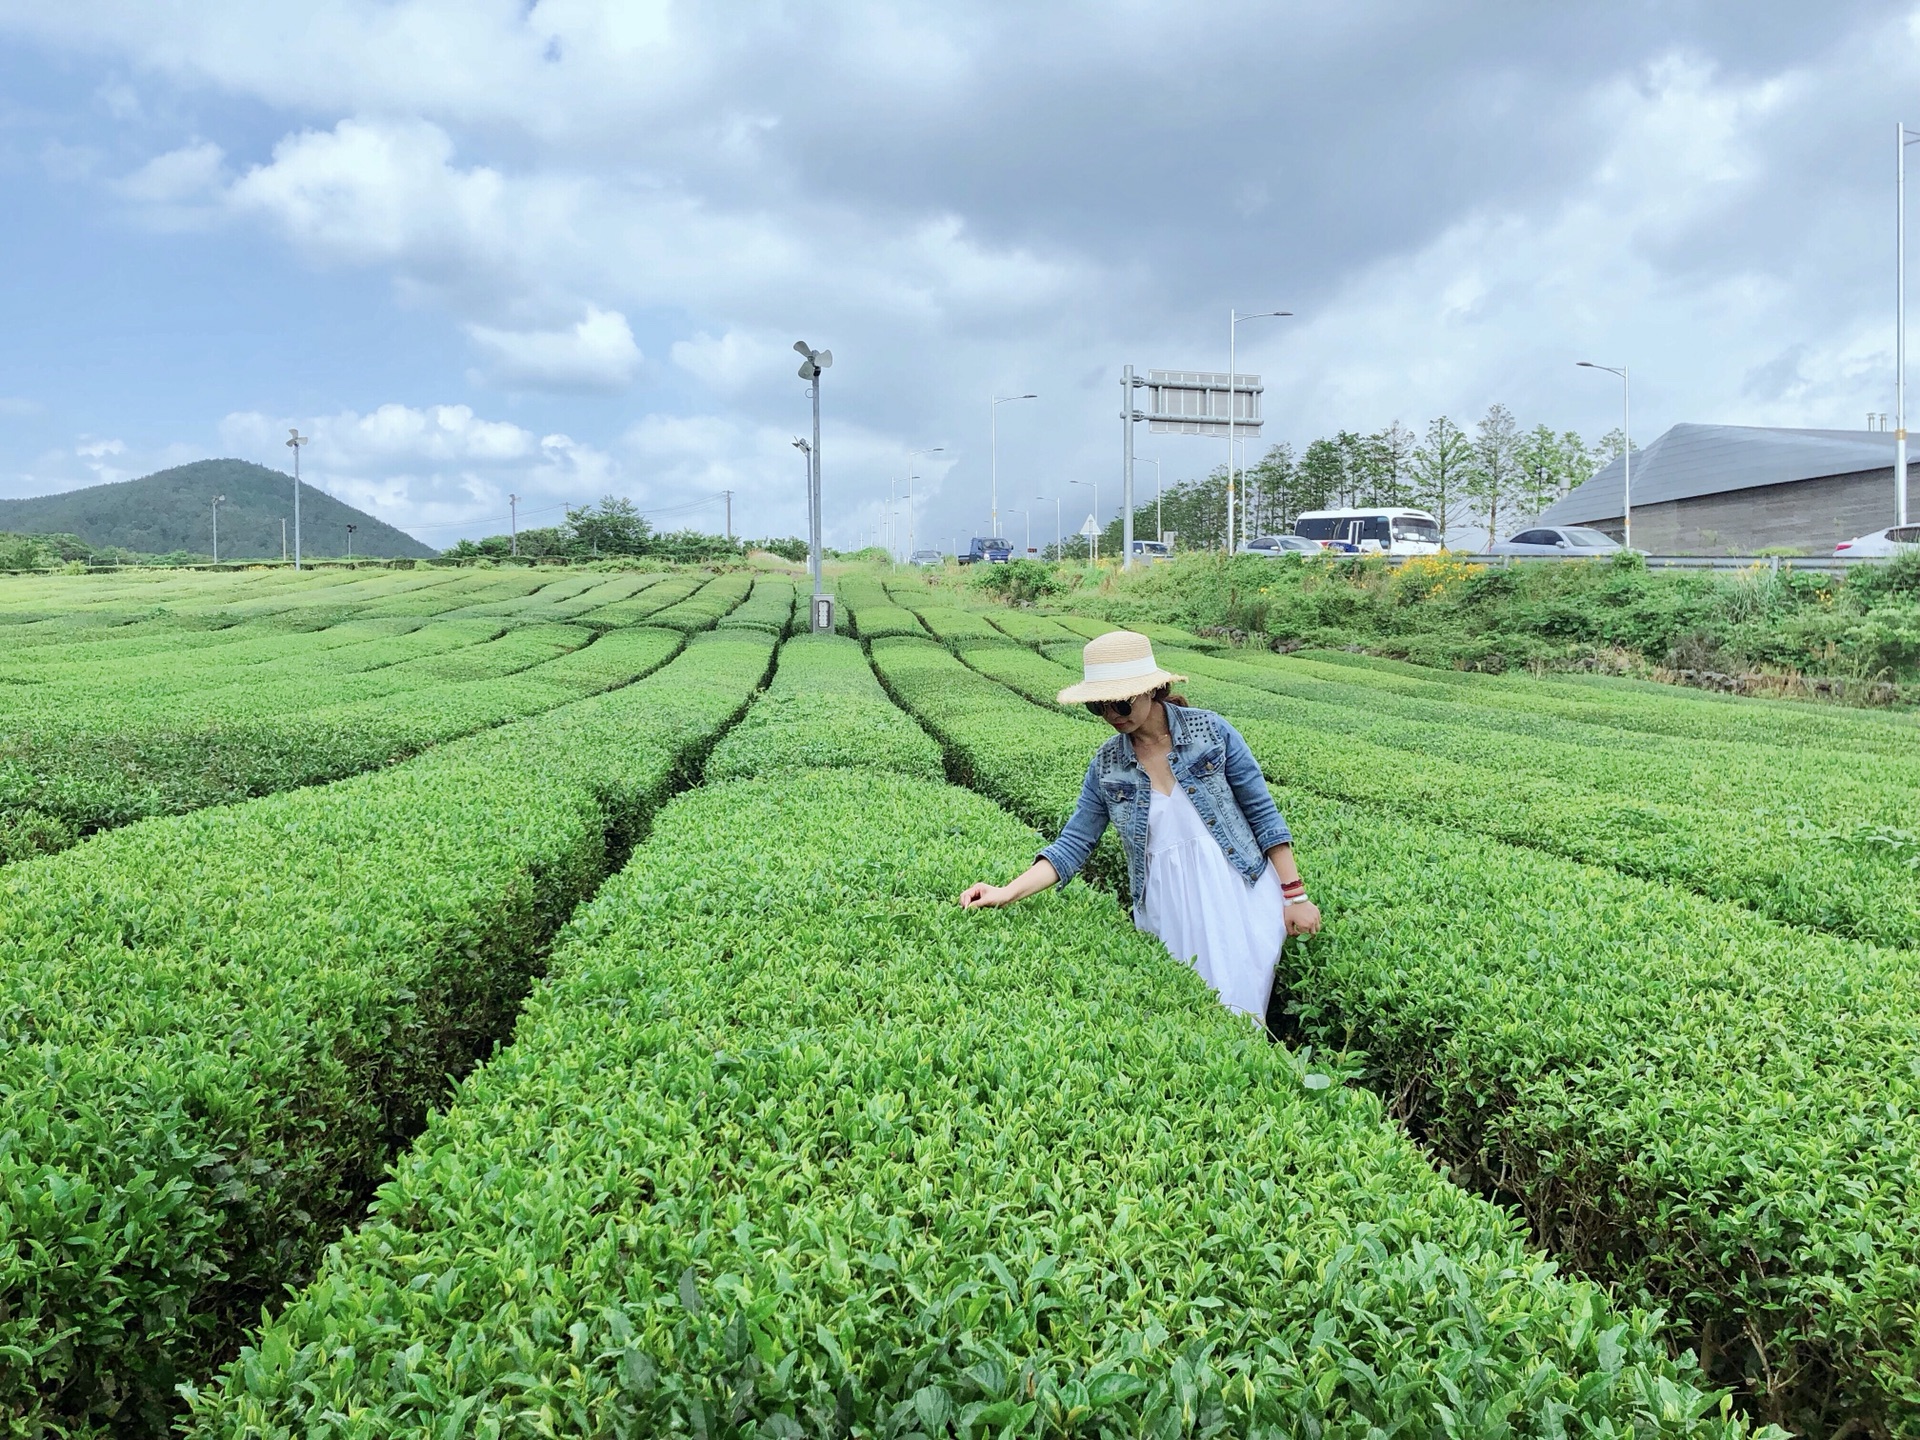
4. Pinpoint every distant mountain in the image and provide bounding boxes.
[0,459,438,559]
